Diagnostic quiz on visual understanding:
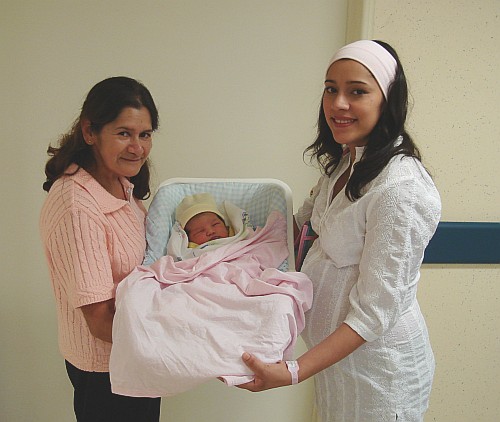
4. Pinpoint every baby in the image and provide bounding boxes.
[176,193,230,247]
[110,191,314,398]
[167,192,250,261]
